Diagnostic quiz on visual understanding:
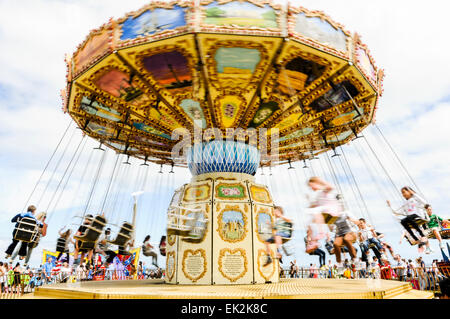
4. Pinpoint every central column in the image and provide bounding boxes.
[165,140,280,285]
